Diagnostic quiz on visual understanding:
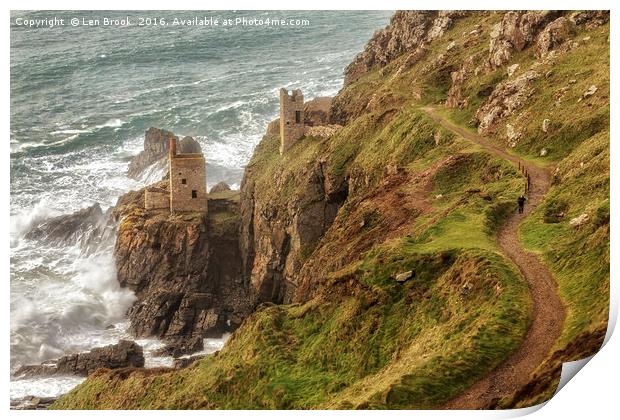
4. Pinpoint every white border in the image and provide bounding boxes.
[3,2,618,419]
